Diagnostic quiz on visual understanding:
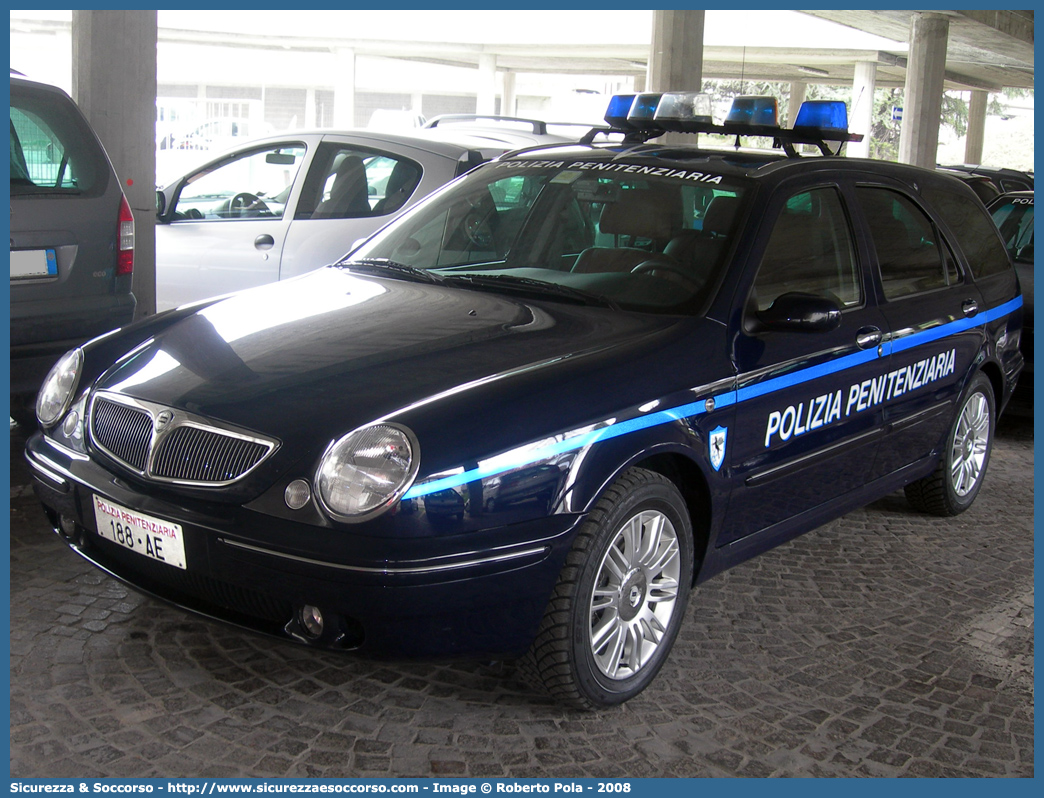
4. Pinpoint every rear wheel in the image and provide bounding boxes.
[527,468,693,709]
[905,372,994,516]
